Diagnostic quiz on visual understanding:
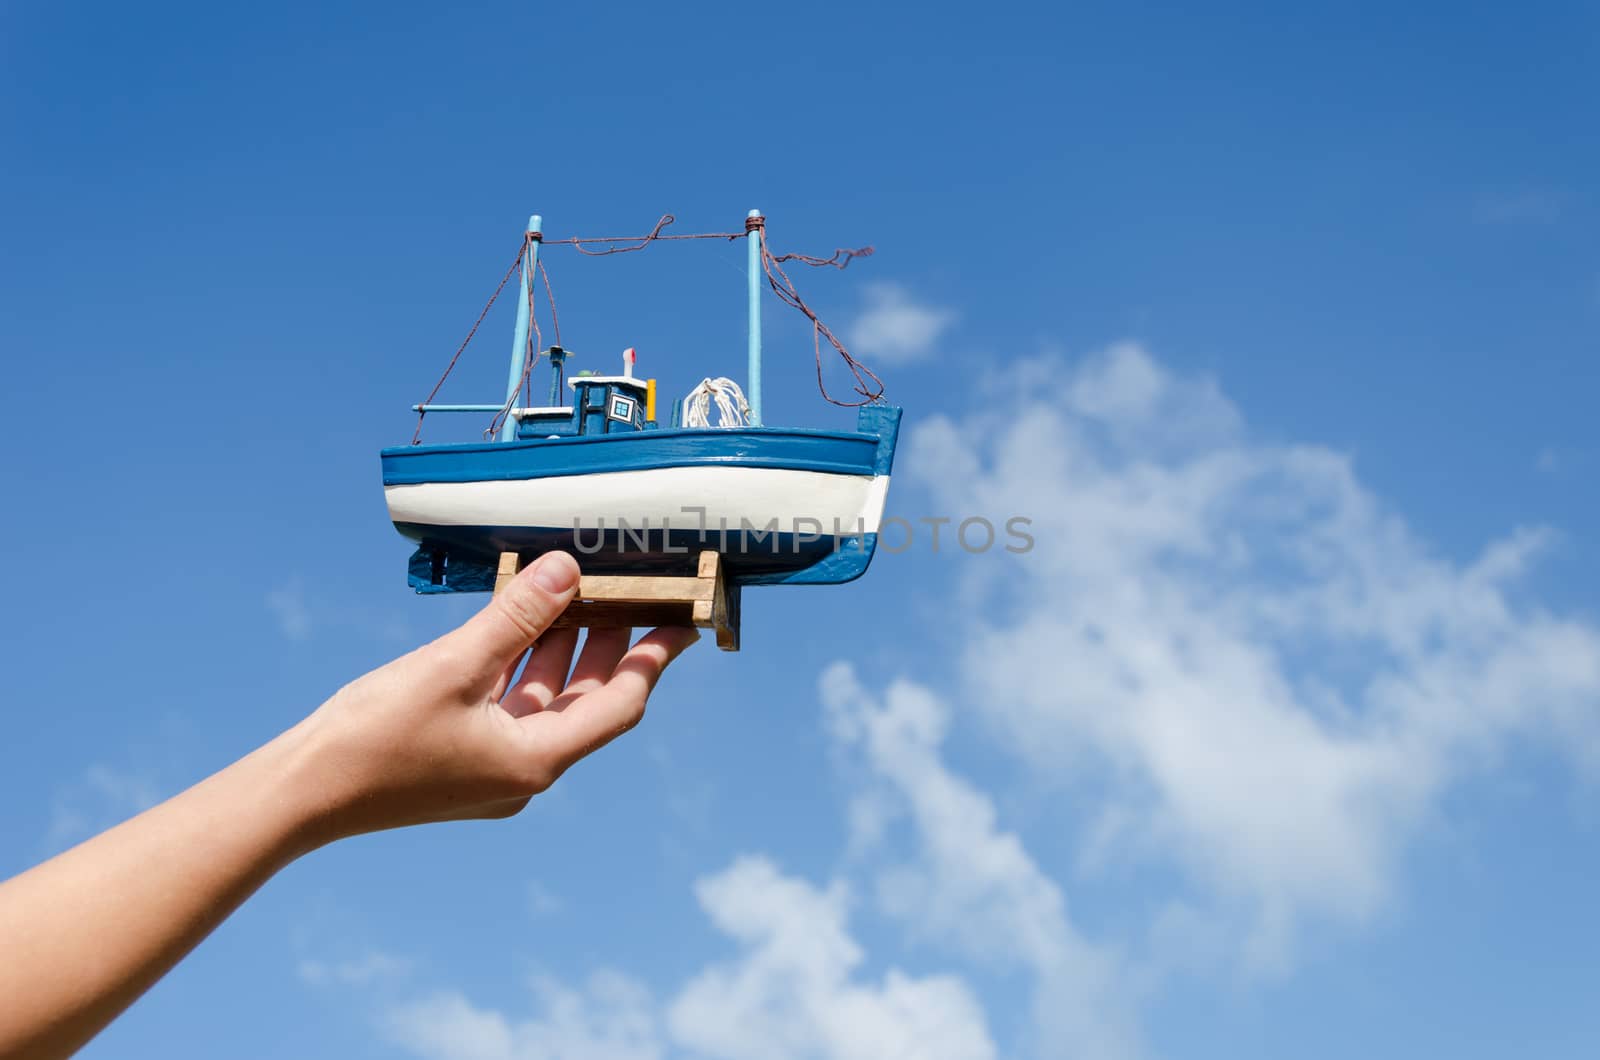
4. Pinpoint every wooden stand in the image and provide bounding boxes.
[494,549,740,651]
